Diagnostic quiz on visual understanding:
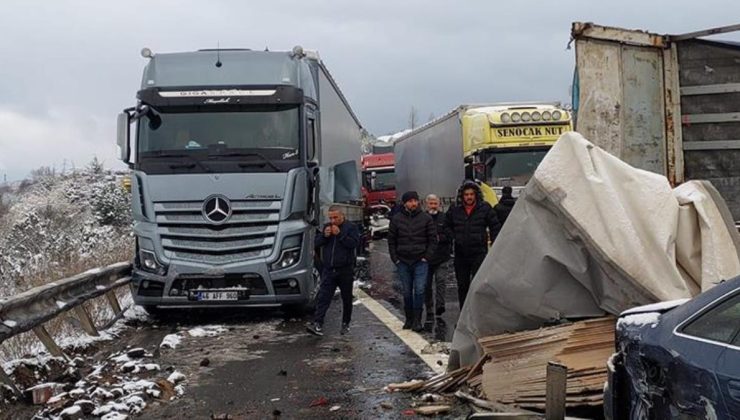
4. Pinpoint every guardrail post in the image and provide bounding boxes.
[73,303,99,337]
[546,361,567,420]
[32,326,65,358]
[105,290,123,317]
